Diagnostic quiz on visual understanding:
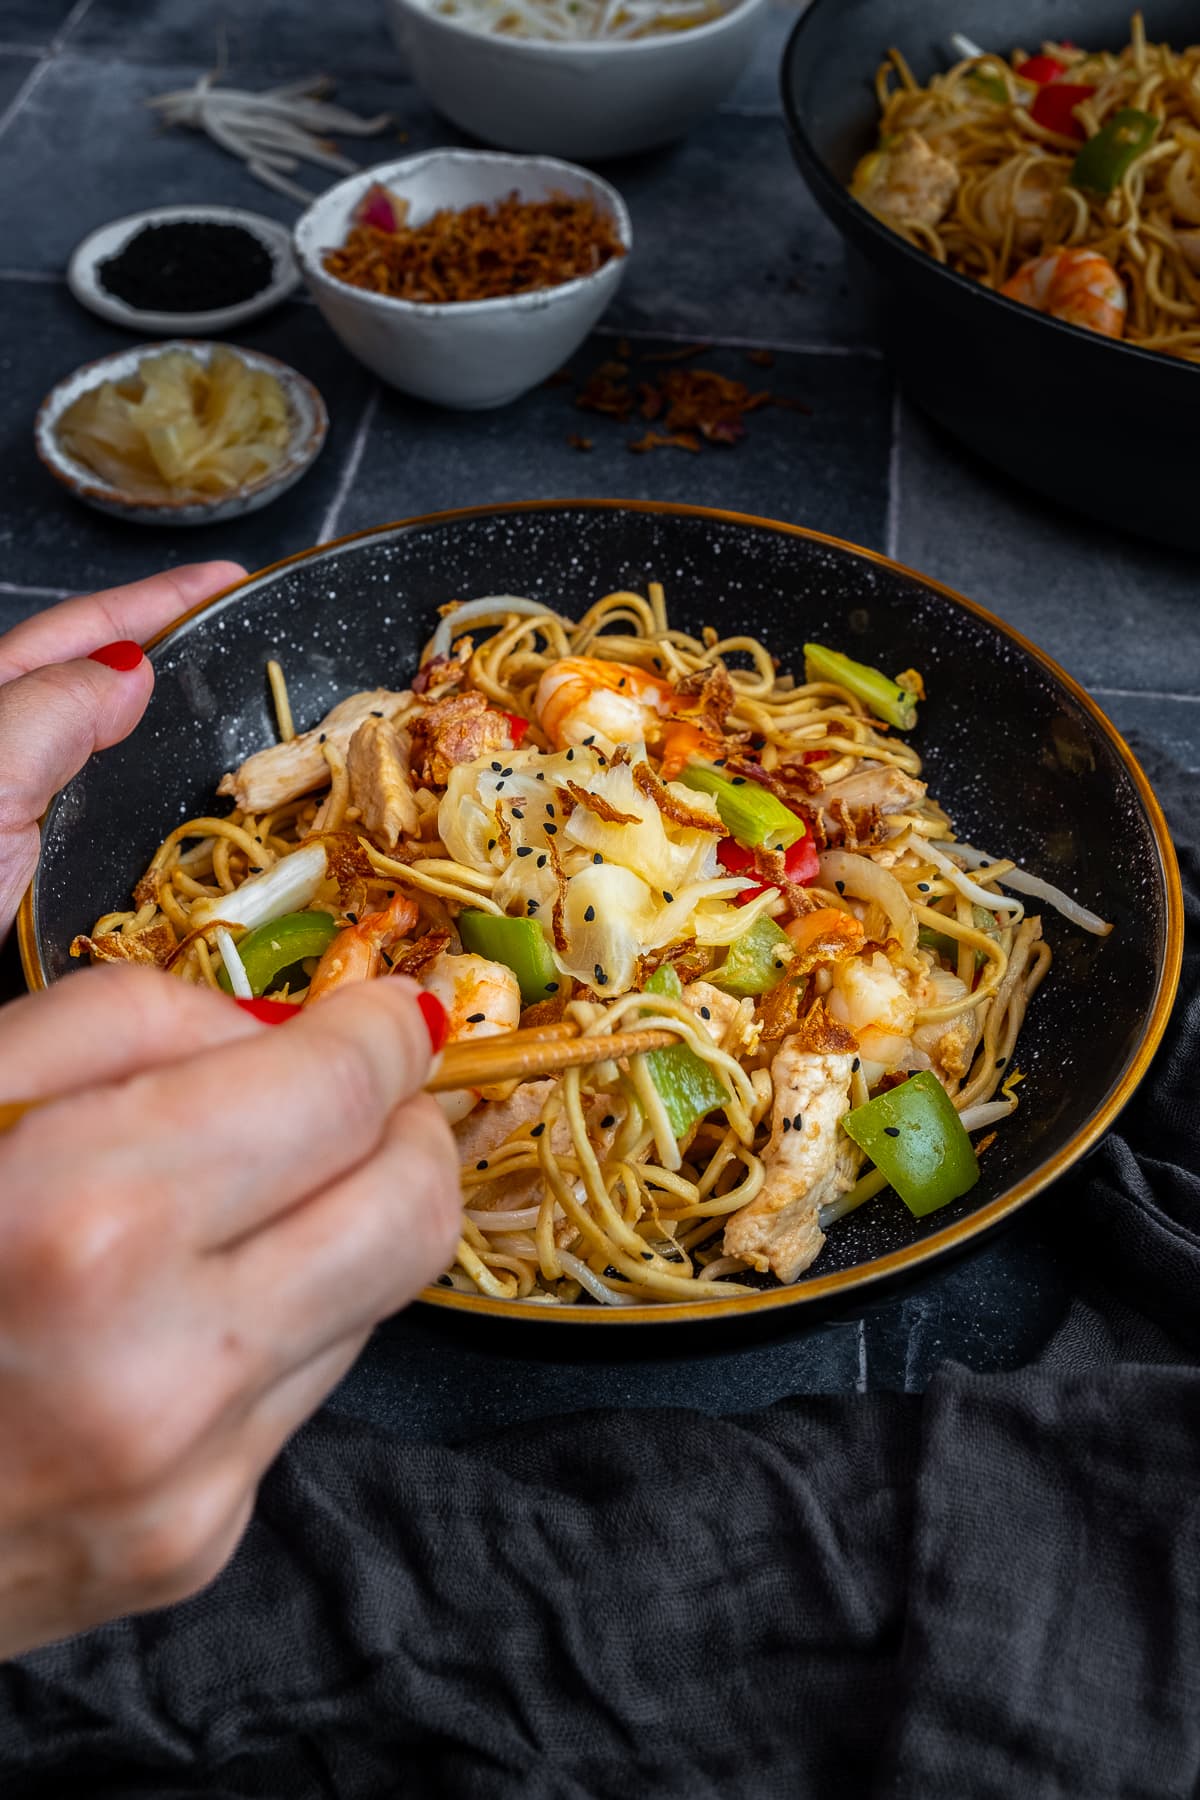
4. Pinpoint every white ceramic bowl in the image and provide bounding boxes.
[385,0,768,160]
[35,341,328,527]
[67,205,300,336]
[293,150,631,410]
